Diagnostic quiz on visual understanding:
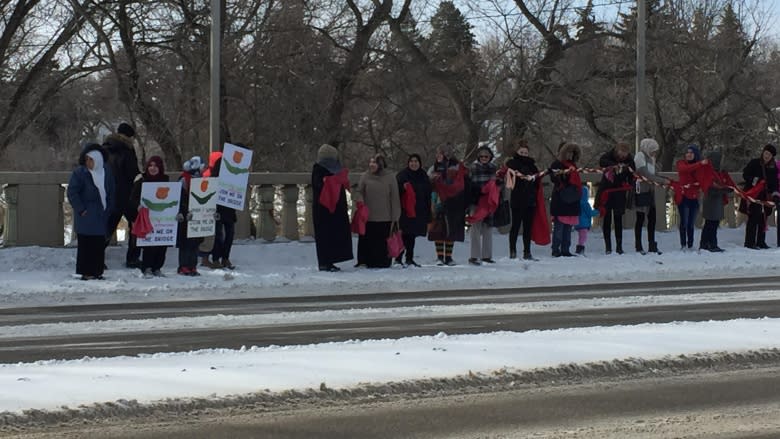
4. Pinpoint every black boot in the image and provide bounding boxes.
[615,243,624,255]
[575,245,585,255]
[648,241,662,254]
[509,250,517,259]
[636,244,646,255]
